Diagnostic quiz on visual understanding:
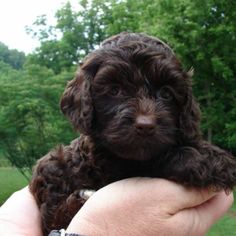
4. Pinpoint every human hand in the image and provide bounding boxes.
[0,186,42,236]
[0,179,233,236]
[67,178,233,236]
